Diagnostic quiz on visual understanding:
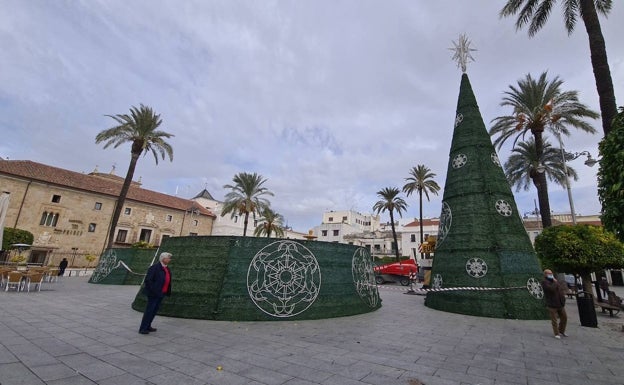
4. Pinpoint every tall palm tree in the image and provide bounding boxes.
[253,206,285,238]
[95,104,174,250]
[504,138,577,196]
[402,165,441,257]
[500,0,617,136]
[372,187,408,262]
[489,71,598,227]
[221,172,273,236]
